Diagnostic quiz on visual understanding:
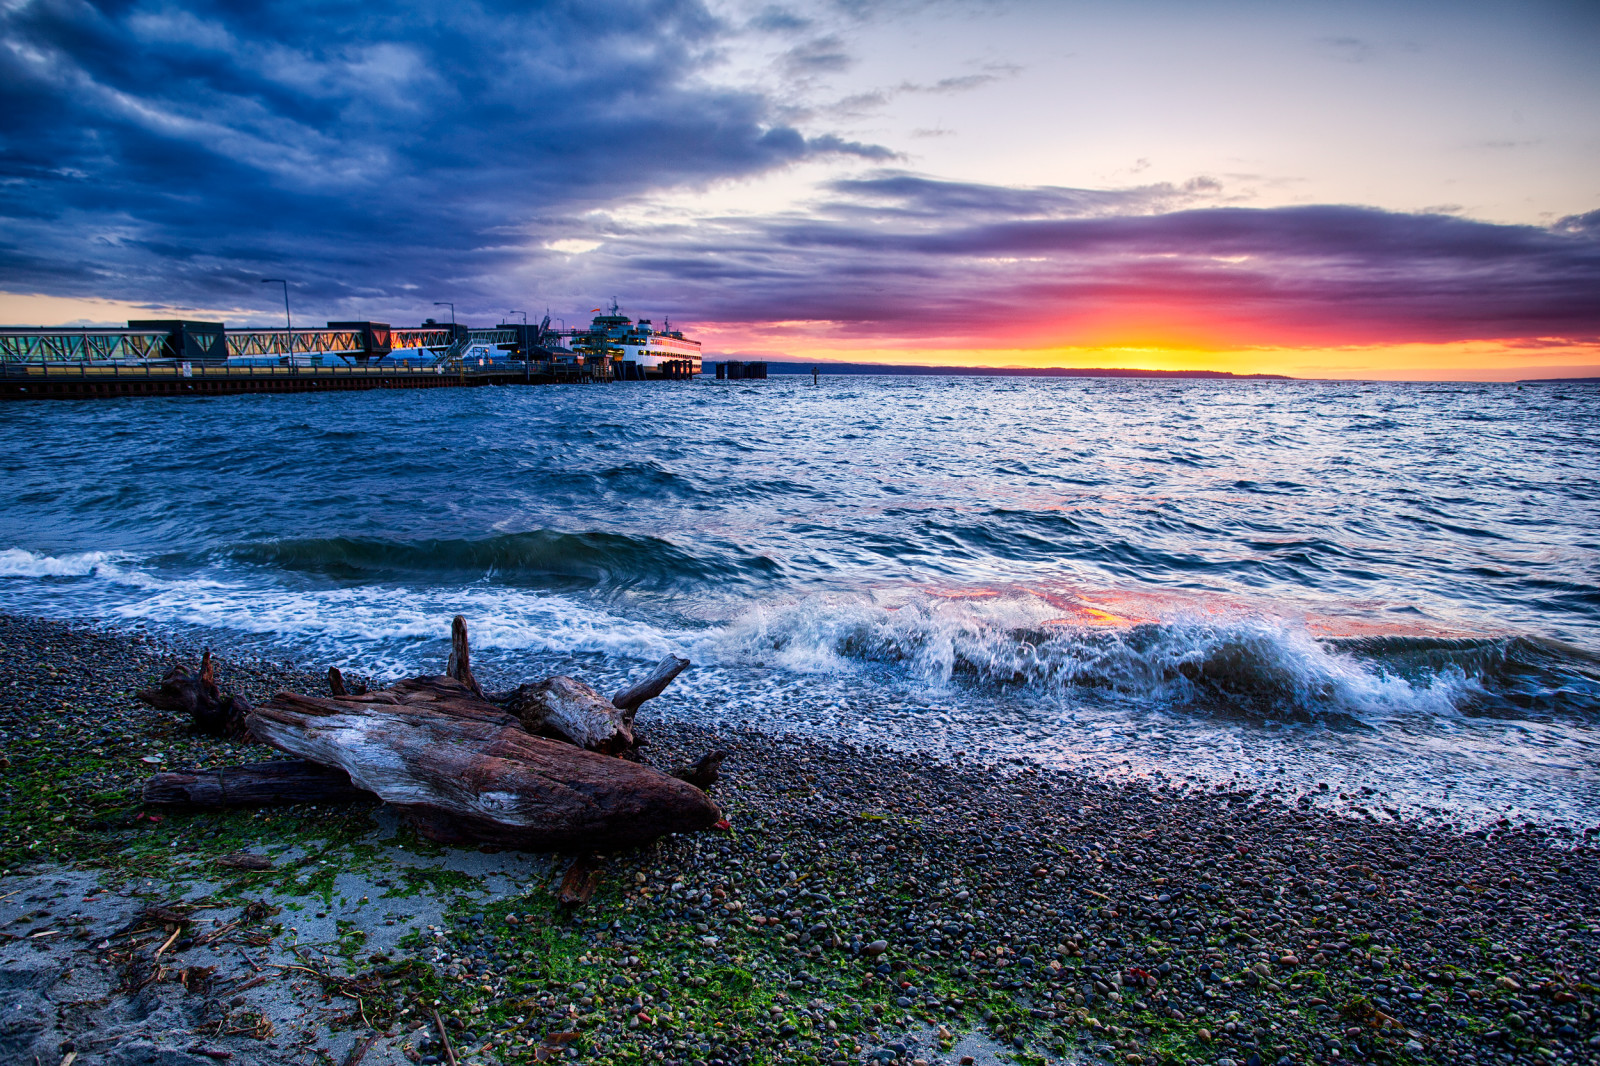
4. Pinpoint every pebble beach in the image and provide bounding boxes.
[1,613,1597,1066]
